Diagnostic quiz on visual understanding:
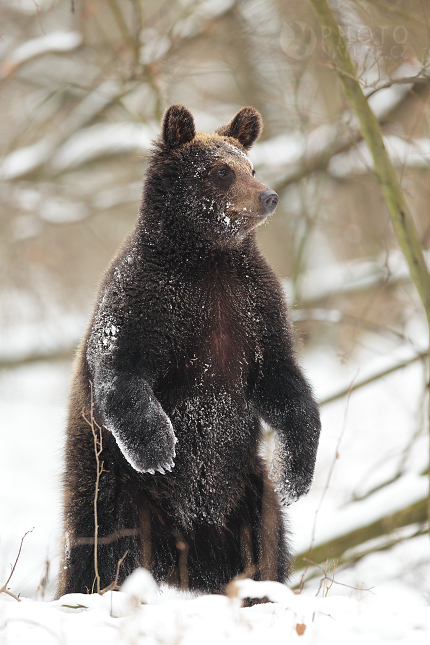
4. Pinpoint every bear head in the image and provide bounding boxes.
[144,105,278,248]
